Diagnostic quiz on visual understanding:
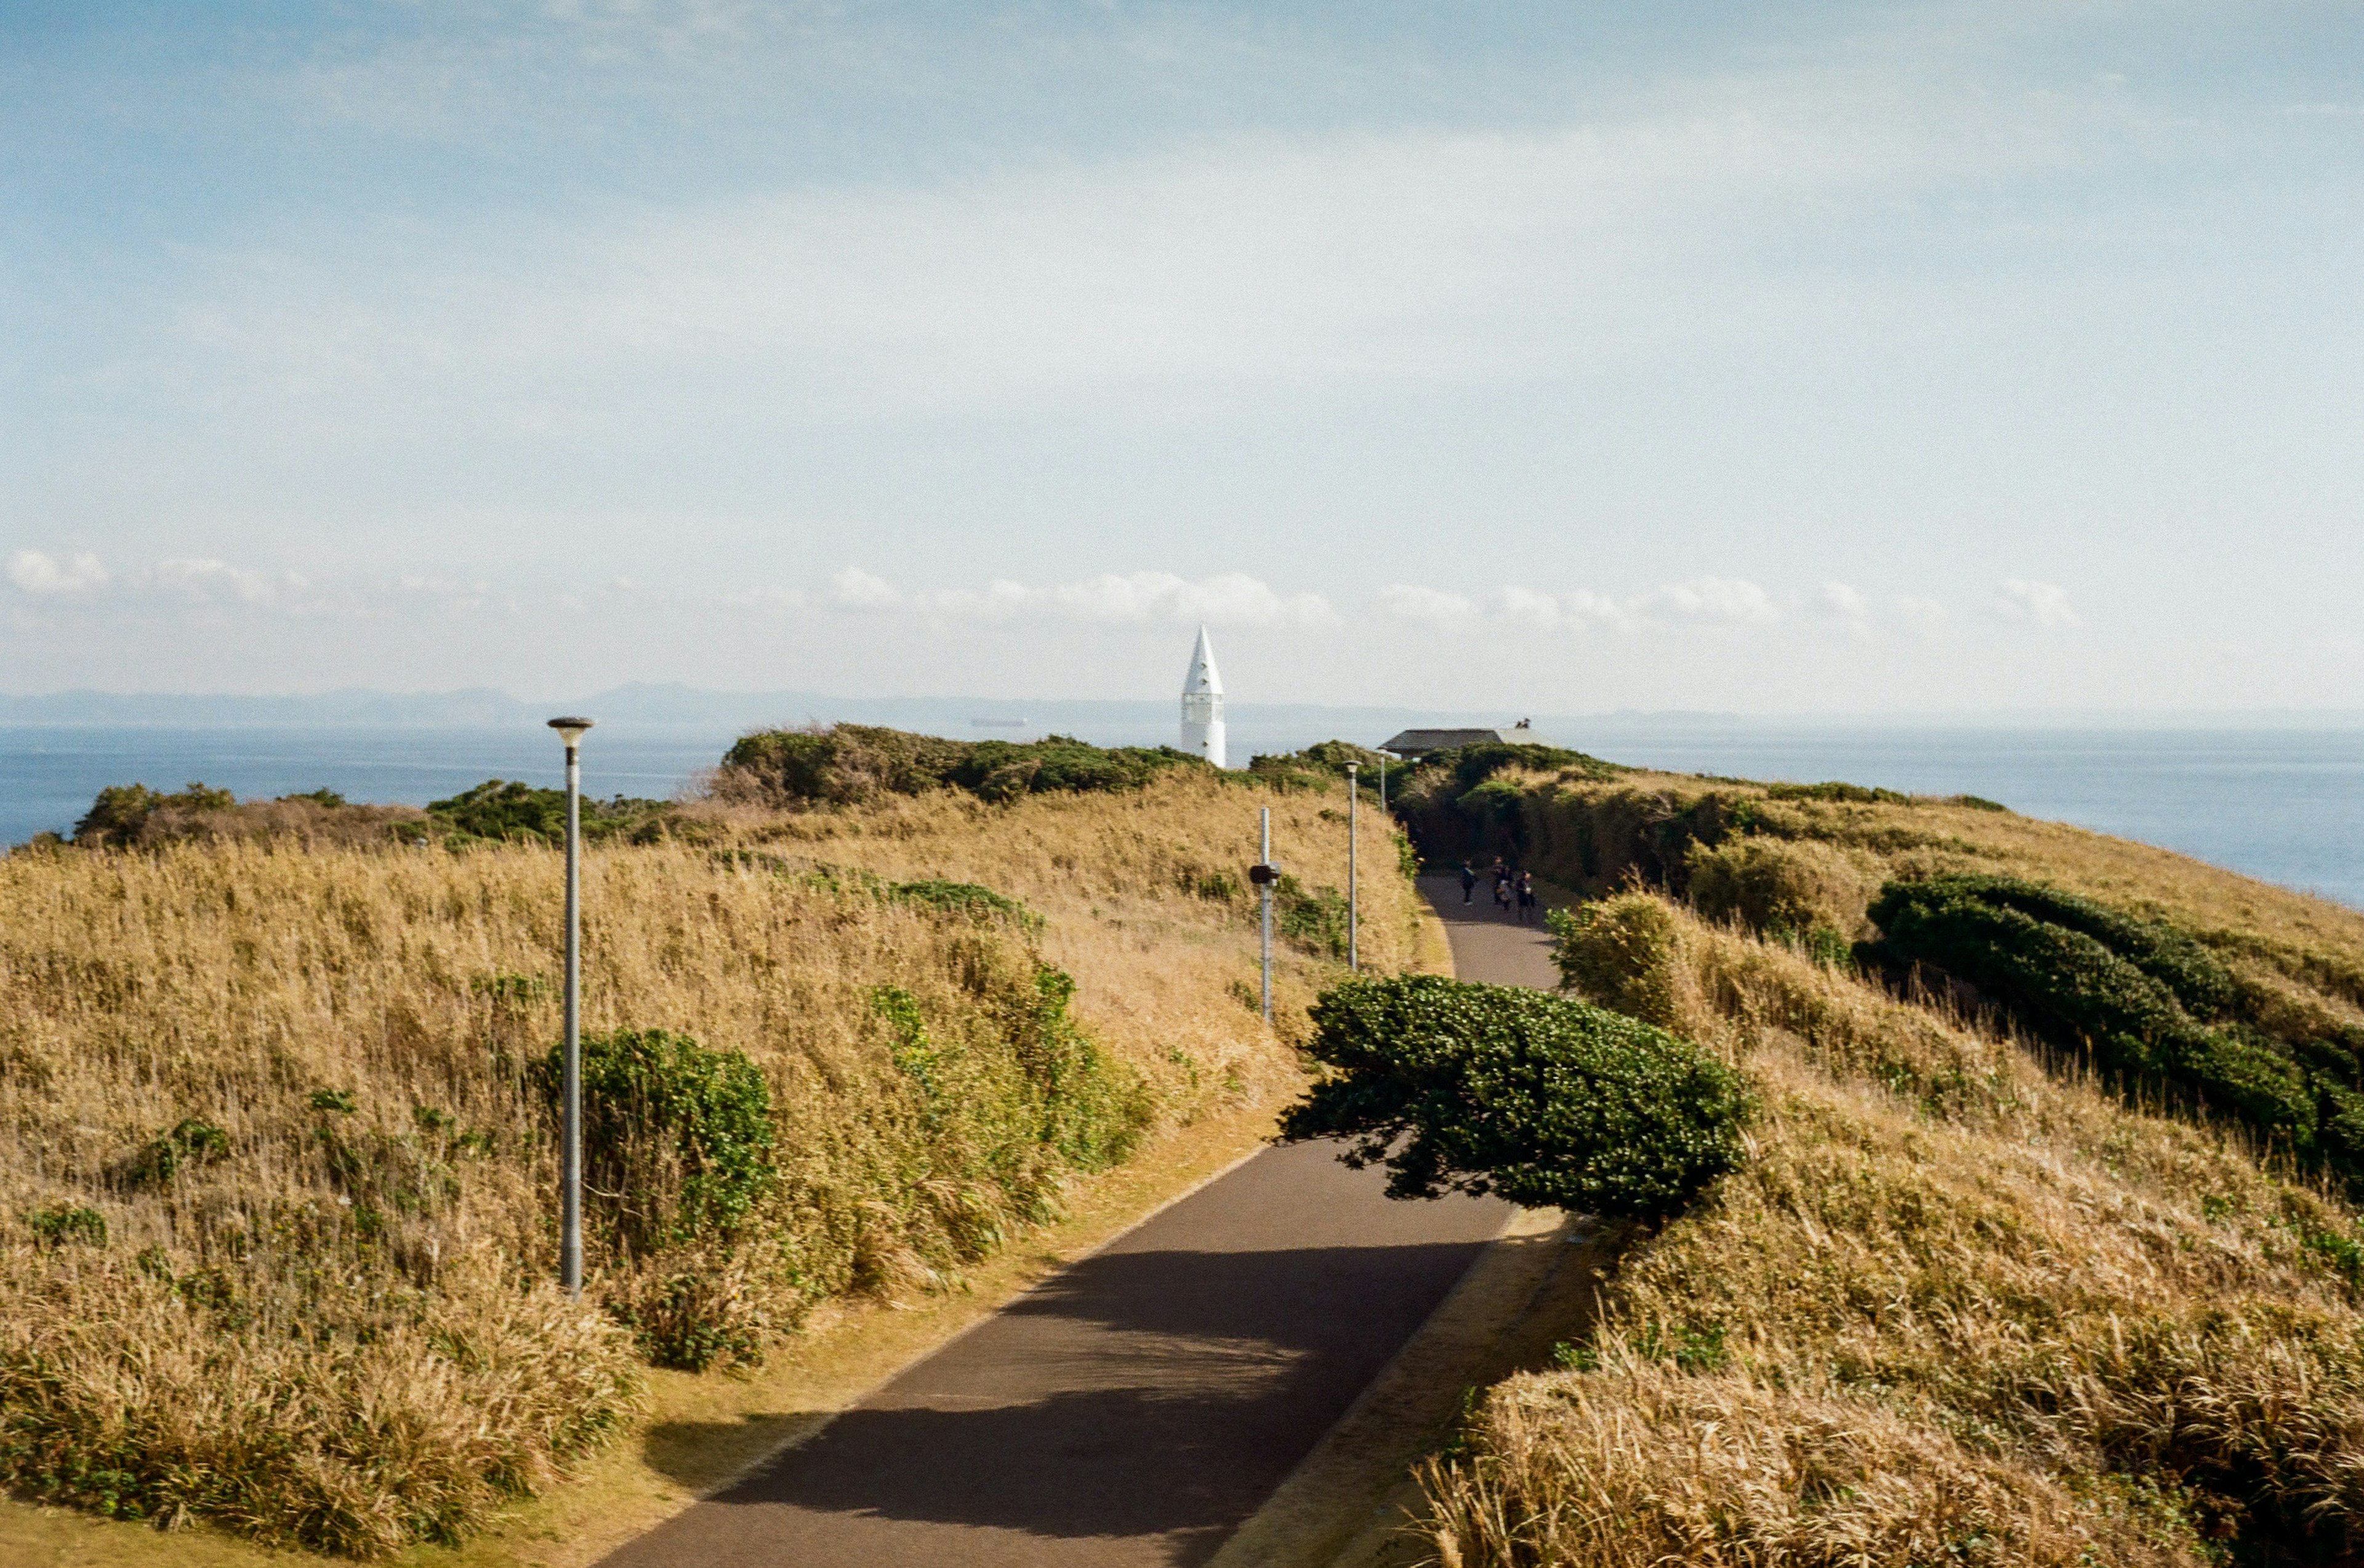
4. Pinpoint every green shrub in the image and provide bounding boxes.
[71,782,236,846]
[27,1204,107,1248]
[426,780,671,846]
[1282,975,1752,1221]
[1275,874,1351,959]
[123,1117,230,1186]
[717,724,1205,808]
[1011,967,1151,1170]
[885,878,1043,931]
[1867,876,2326,1168]
[535,1029,777,1259]
[1762,780,1911,805]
